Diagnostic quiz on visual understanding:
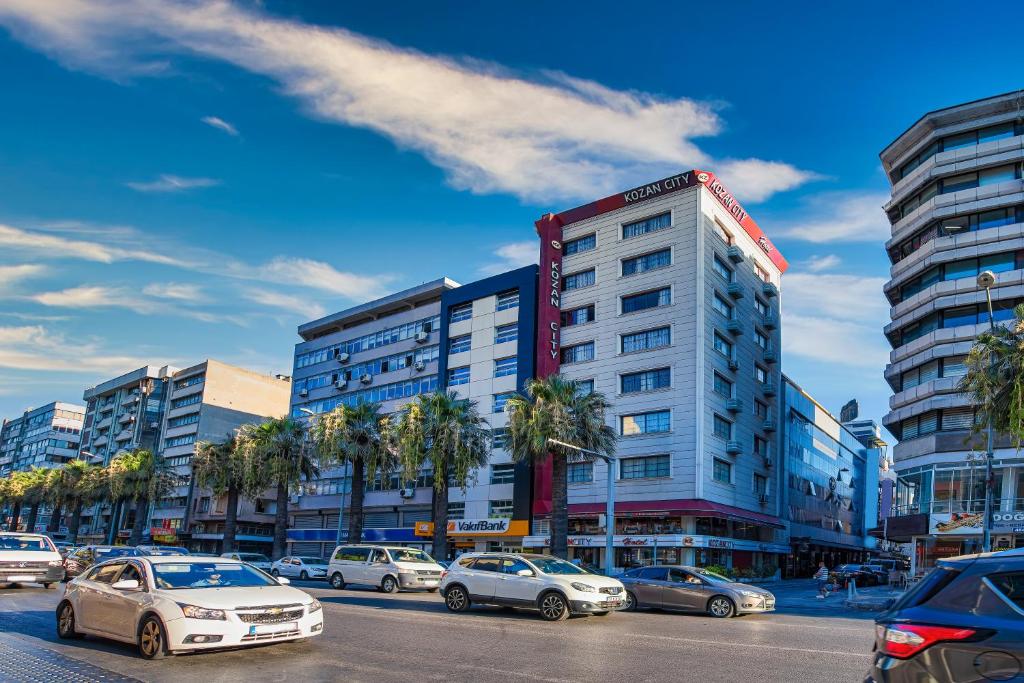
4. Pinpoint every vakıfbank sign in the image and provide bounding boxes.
[447,518,529,537]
